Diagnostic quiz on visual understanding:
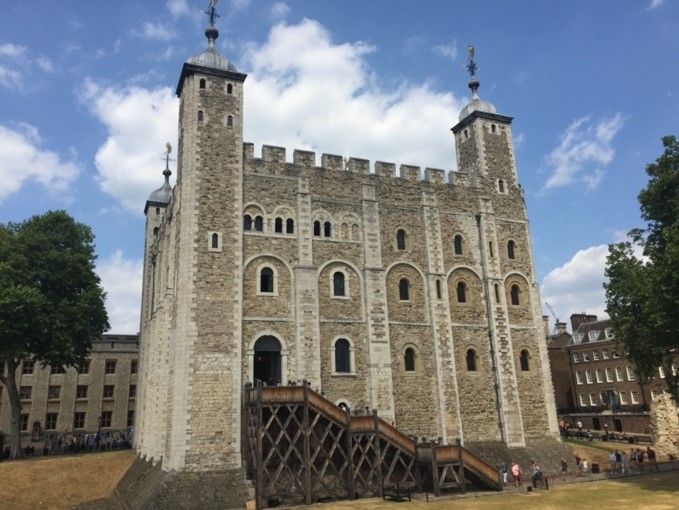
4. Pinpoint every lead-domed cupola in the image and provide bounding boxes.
[458,45,497,122]
[186,25,239,73]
